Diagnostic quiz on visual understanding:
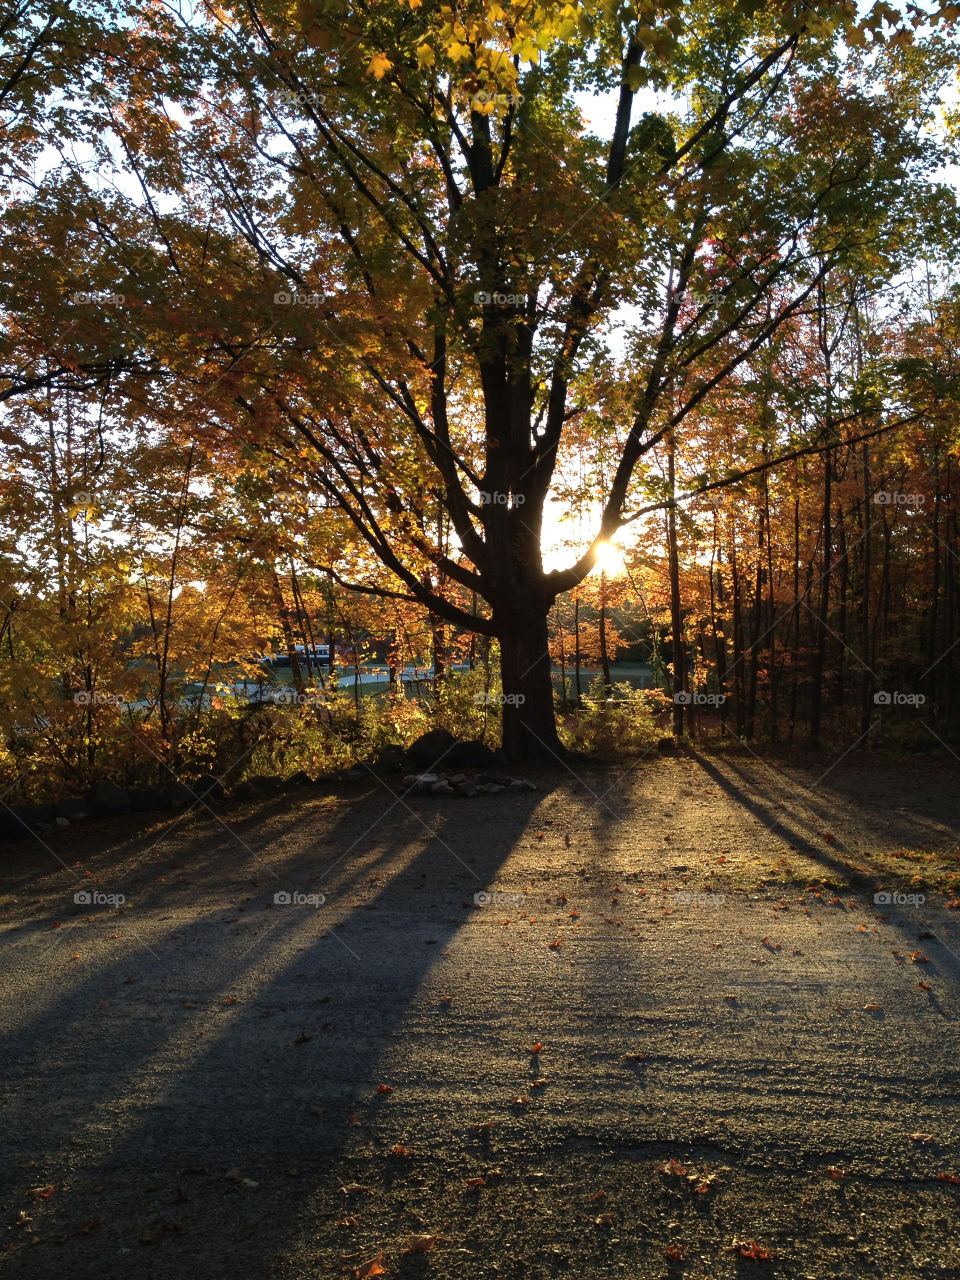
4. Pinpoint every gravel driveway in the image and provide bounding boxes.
[2,748,959,1279]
